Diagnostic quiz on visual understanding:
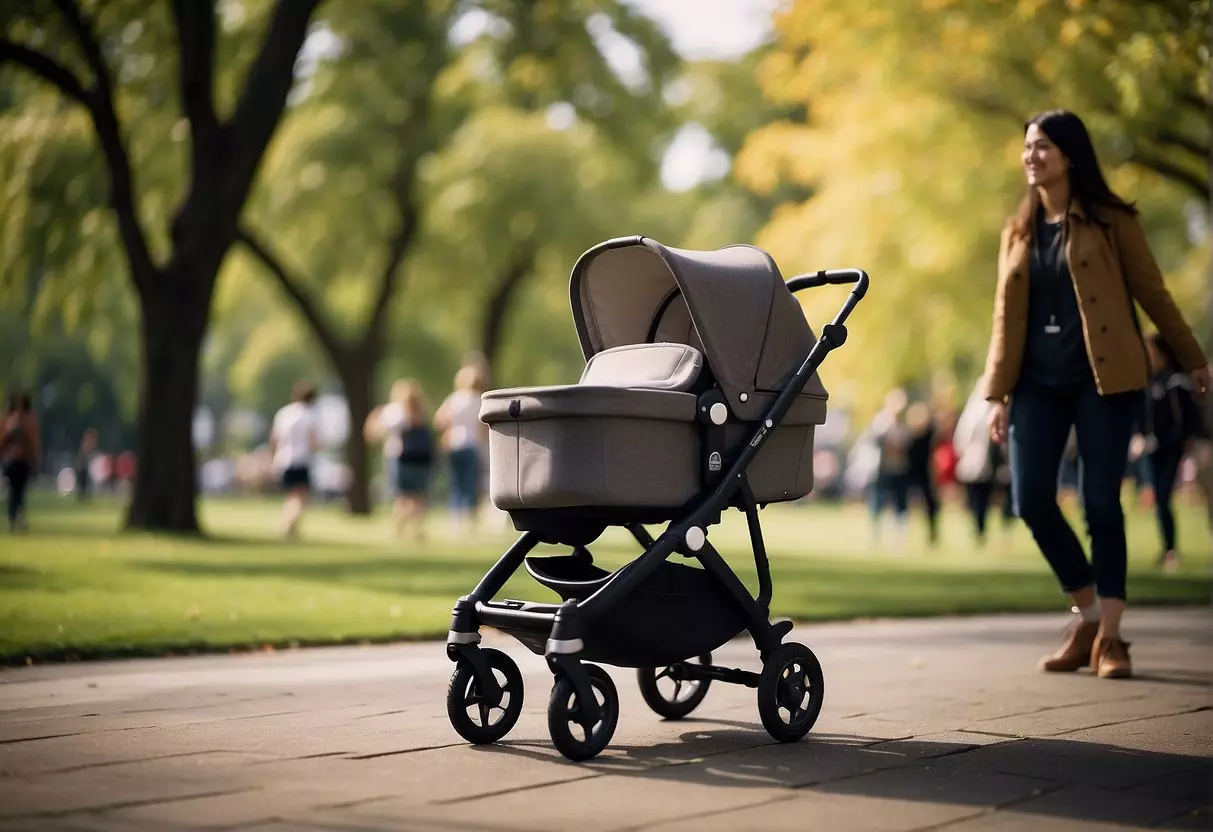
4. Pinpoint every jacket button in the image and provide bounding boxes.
[1089,296,1096,304]
[1100,325,1108,333]
[1081,260,1089,267]
[1096,356,1106,364]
